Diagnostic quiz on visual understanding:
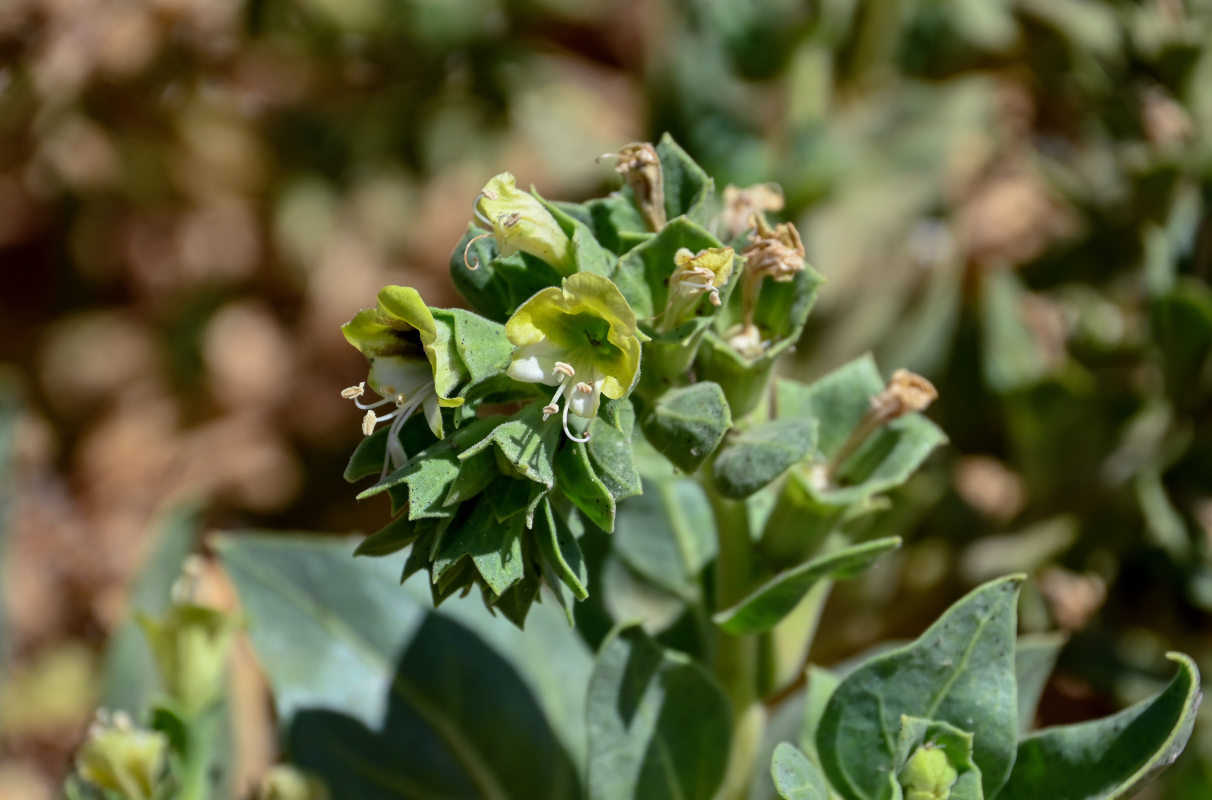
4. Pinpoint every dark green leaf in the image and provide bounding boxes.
[538,193,614,277]
[553,196,649,255]
[217,534,591,800]
[461,403,560,488]
[586,401,642,502]
[999,653,1201,800]
[555,439,616,532]
[641,382,732,475]
[772,743,831,800]
[534,499,589,601]
[440,307,514,390]
[712,419,817,499]
[657,133,715,225]
[586,624,731,800]
[714,537,902,635]
[433,501,526,597]
[353,514,419,557]
[817,576,1024,800]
